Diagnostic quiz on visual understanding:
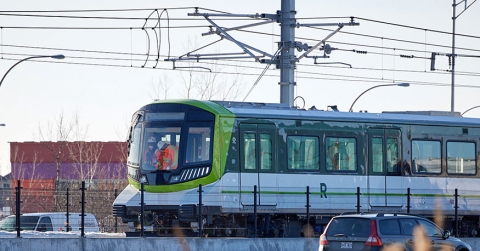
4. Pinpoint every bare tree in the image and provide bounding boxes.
[35,110,76,210]
[148,74,171,100]
[10,145,54,213]
[67,141,103,188]
[151,36,246,101]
